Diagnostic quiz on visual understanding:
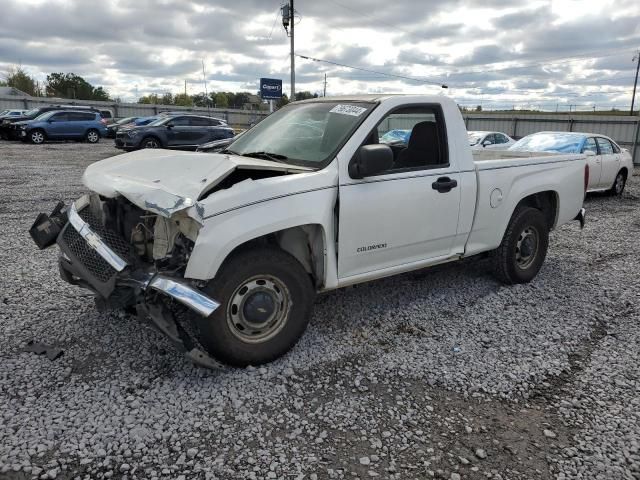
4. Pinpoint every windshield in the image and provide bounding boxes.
[147,117,170,127]
[509,133,584,153]
[227,101,375,167]
[24,108,42,117]
[33,111,57,121]
[116,117,135,125]
[468,132,484,145]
